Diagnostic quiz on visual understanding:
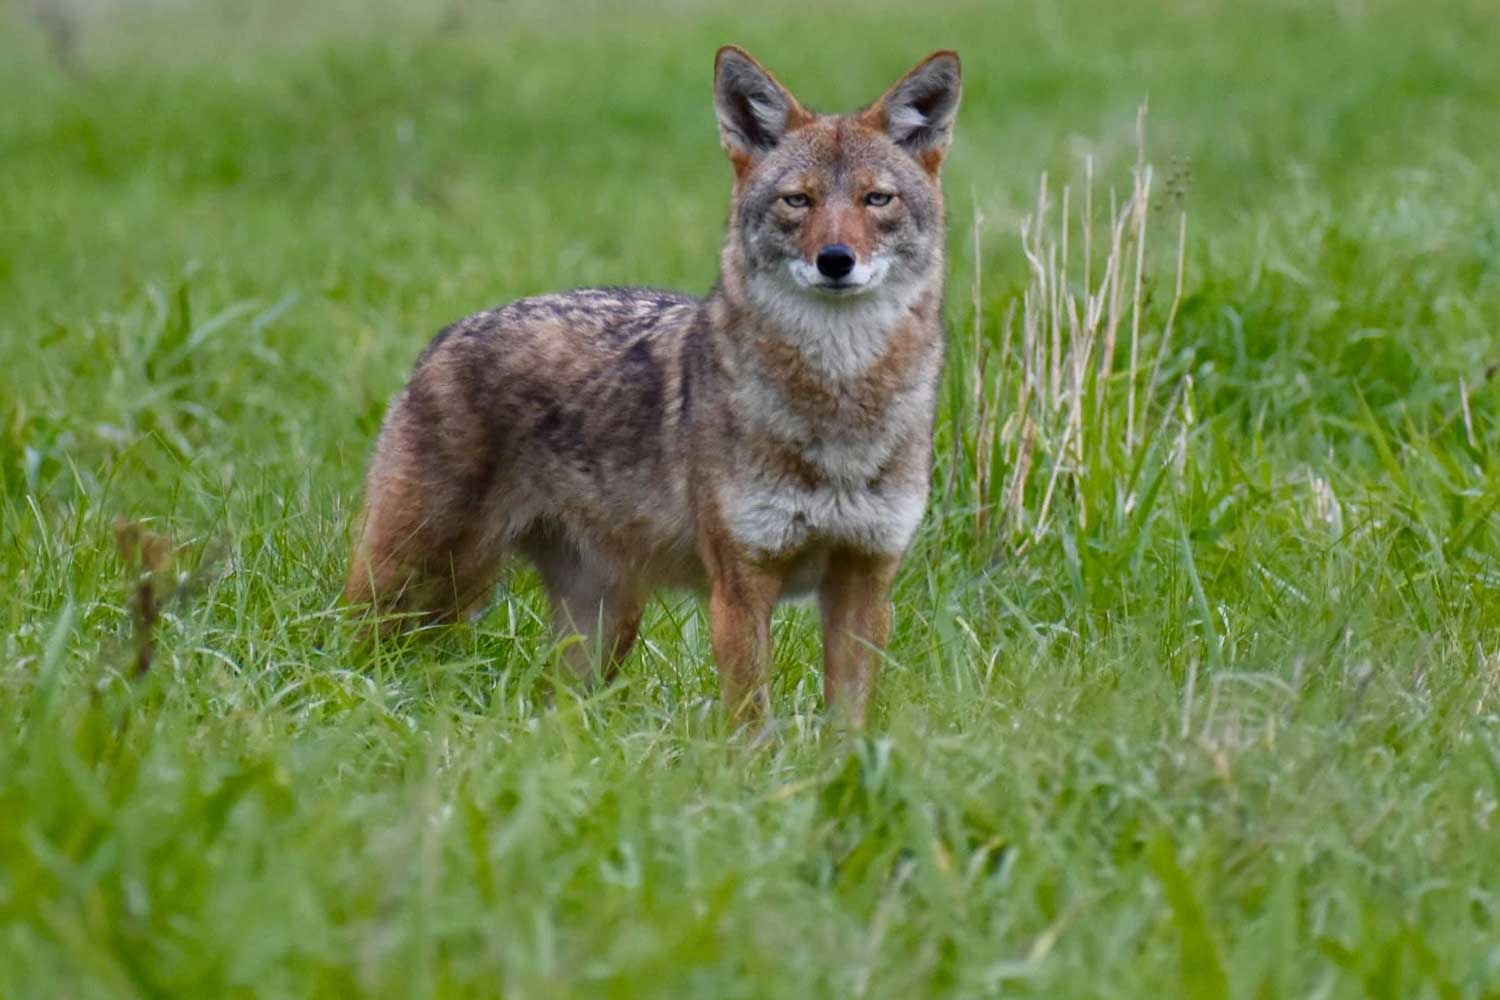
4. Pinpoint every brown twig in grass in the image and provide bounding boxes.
[115,520,172,677]
[128,578,159,678]
[114,519,226,679]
